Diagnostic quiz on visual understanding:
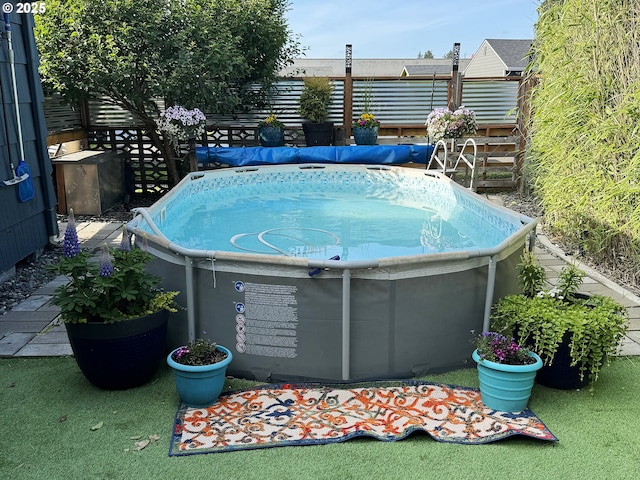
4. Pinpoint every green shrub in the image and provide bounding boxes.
[525,0,640,283]
[297,77,334,123]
